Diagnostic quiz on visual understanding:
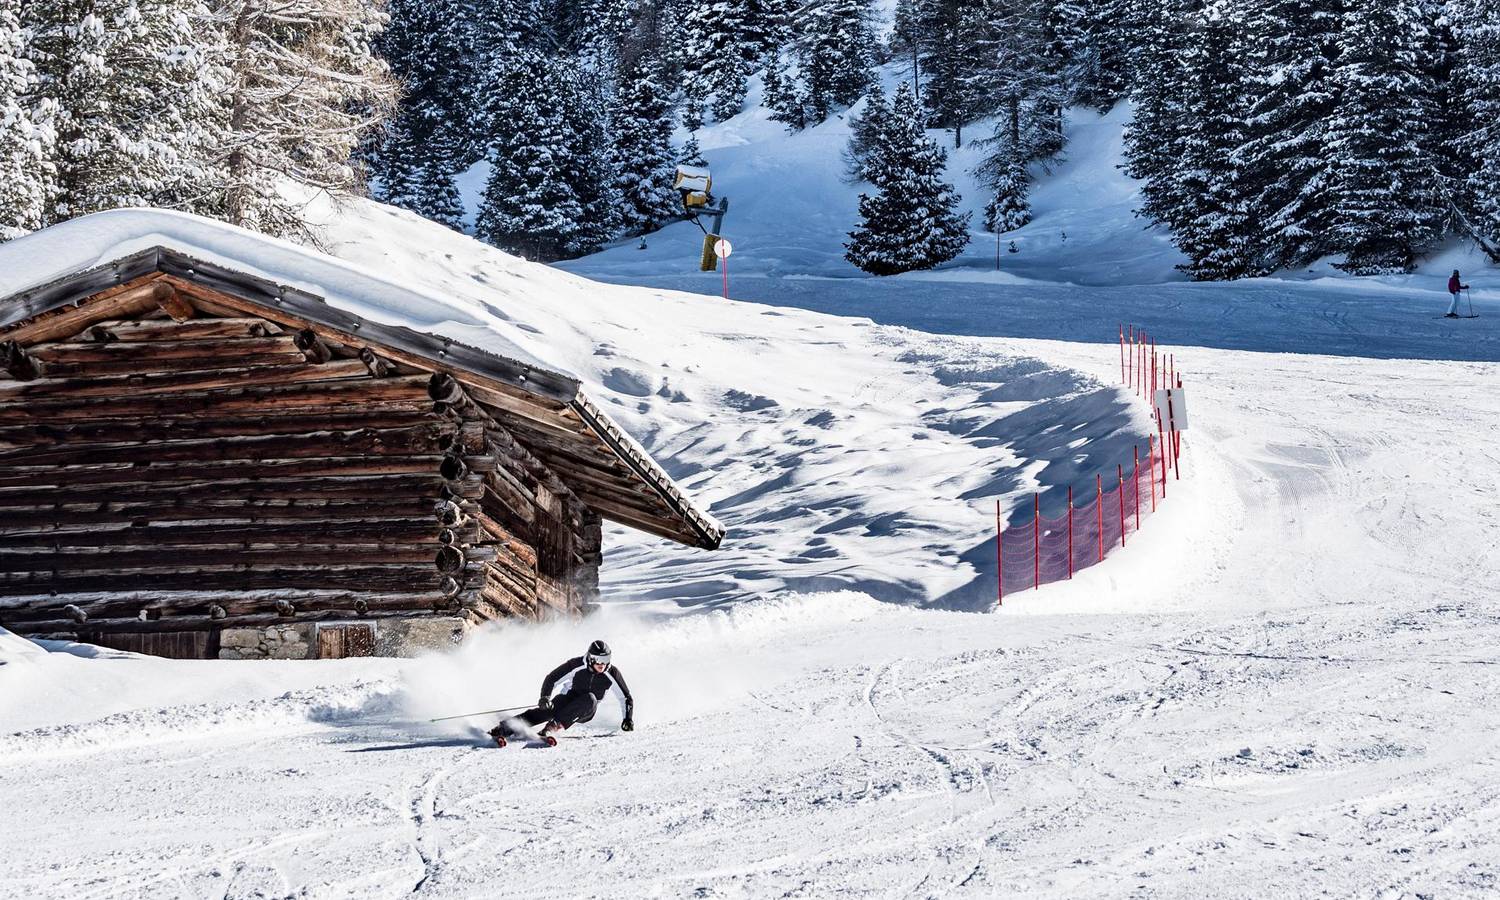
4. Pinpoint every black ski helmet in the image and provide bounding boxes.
[586,639,612,667]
